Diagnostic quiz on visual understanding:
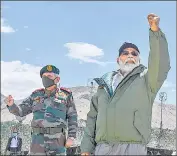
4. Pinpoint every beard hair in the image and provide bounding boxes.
[119,57,140,74]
